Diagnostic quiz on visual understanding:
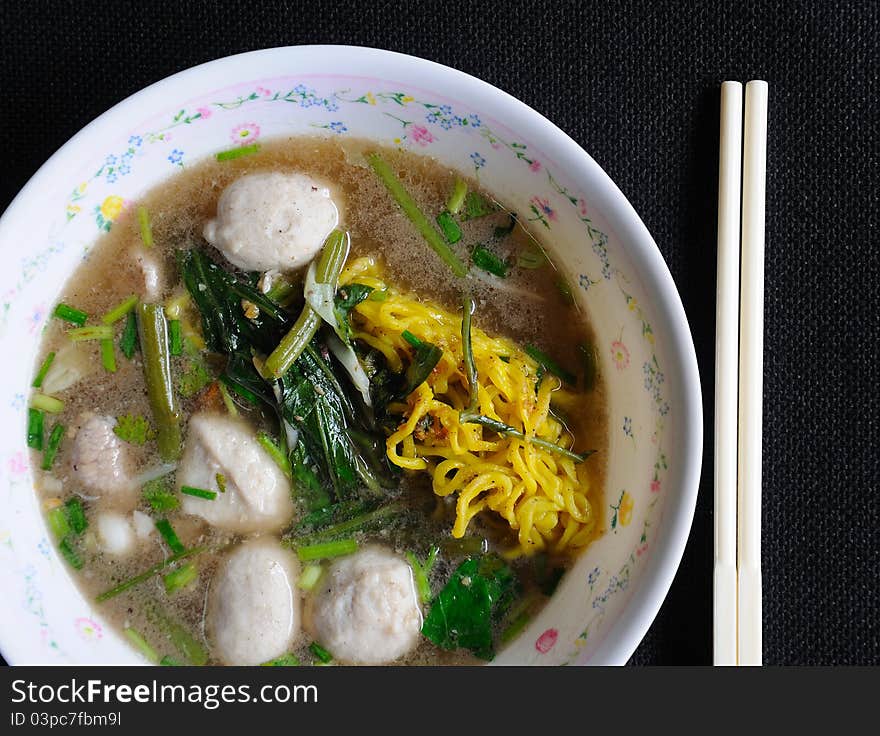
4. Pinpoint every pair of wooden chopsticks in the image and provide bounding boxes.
[714,80,768,666]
